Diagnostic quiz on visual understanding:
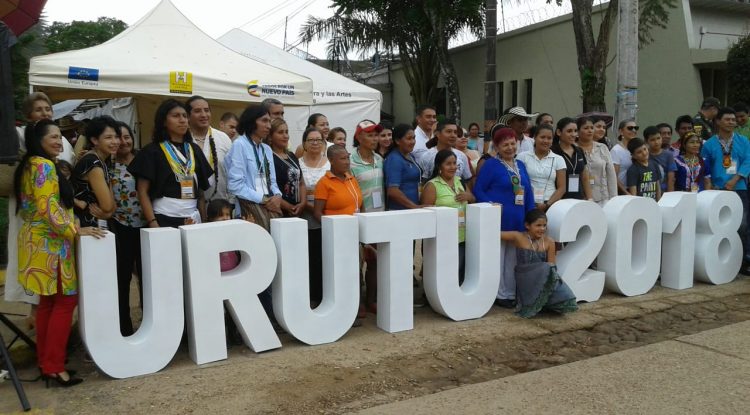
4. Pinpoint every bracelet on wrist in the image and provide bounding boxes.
[148,218,157,224]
